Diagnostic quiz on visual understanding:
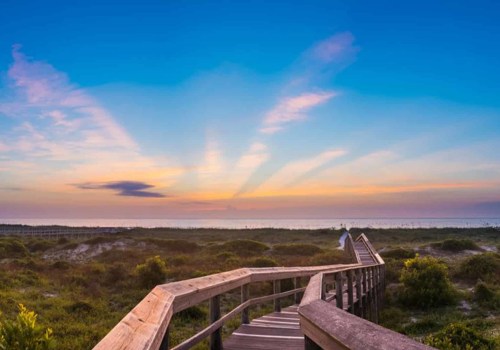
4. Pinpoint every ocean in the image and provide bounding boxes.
[1,218,499,229]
